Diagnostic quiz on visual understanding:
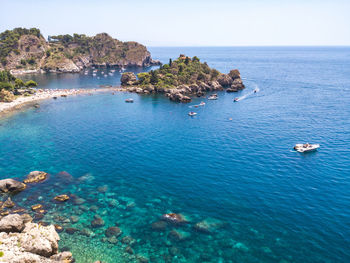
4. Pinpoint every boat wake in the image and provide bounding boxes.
[234,84,260,102]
